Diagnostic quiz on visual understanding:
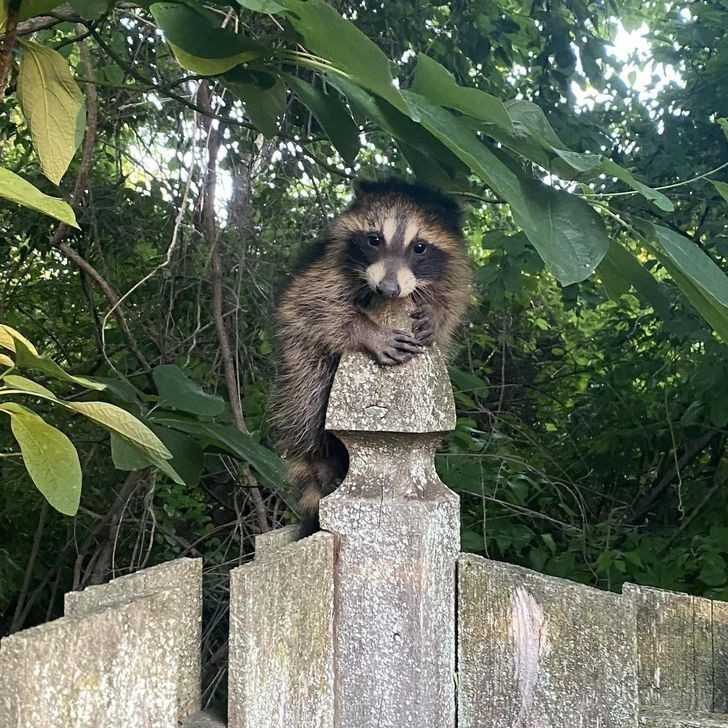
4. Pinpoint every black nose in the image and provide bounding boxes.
[376,280,400,299]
